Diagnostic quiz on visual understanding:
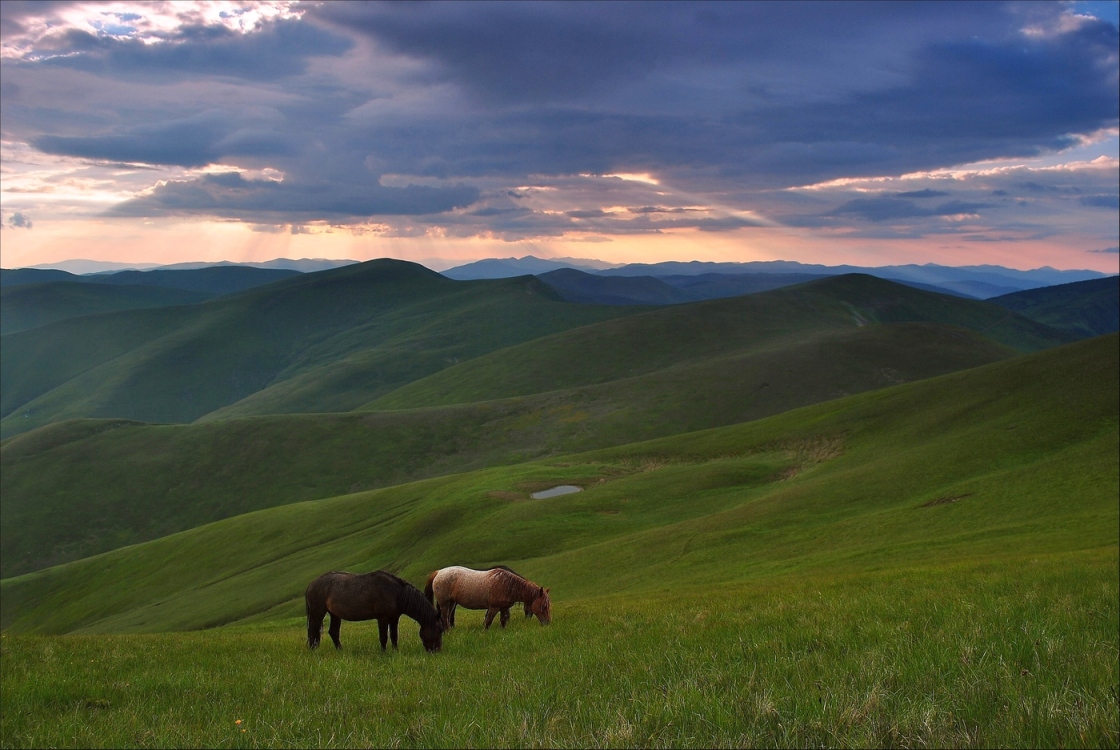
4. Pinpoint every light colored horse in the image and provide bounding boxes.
[425,565,552,630]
